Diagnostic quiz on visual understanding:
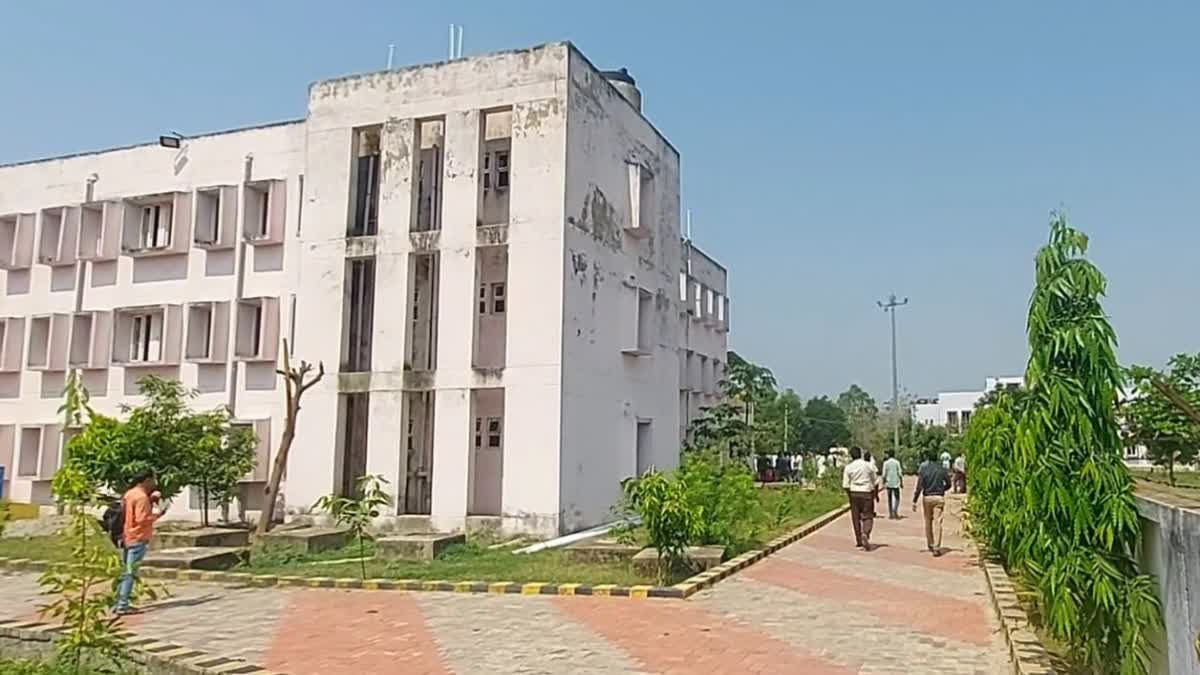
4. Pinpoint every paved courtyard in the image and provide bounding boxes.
[0,492,1010,674]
